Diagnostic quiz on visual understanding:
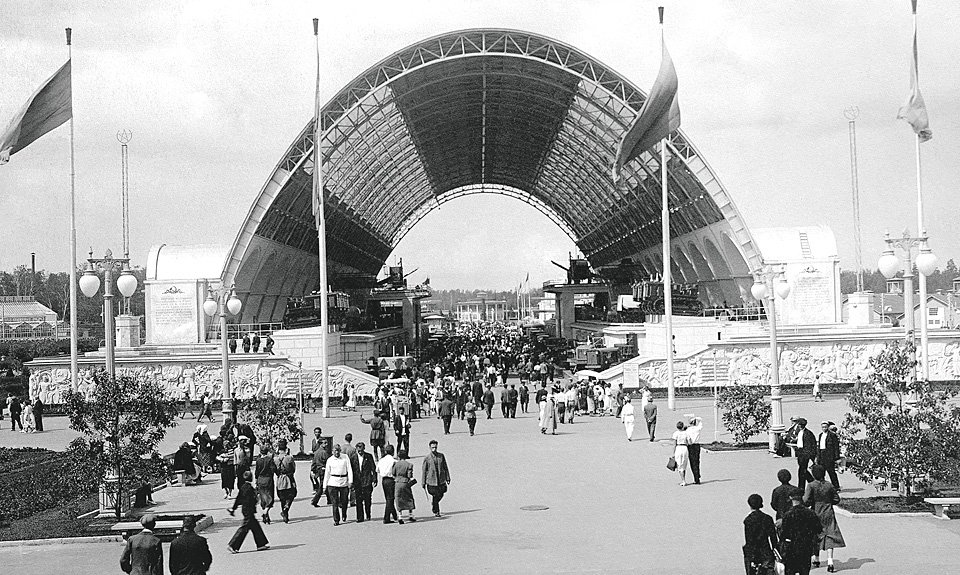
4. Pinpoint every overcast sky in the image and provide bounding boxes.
[1,1,958,291]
